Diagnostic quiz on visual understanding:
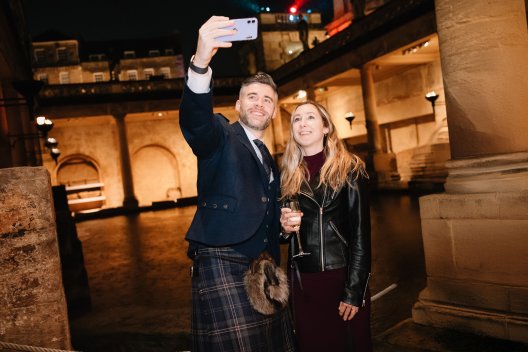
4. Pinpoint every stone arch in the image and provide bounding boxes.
[55,154,106,212]
[131,144,181,206]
